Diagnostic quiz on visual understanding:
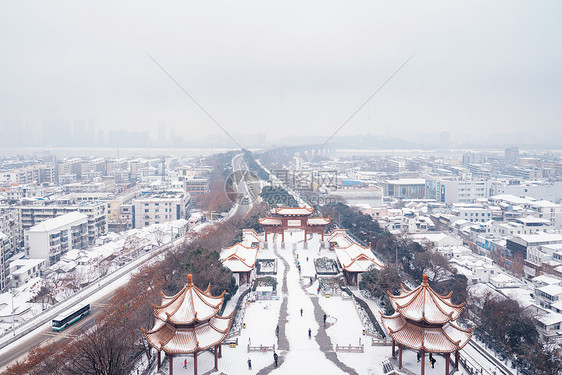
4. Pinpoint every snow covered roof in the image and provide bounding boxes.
[144,274,232,354]
[537,284,562,297]
[153,275,226,325]
[536,311,562,326]
[532,275,561,286]
[258,217,282,226]
[28,211,87,232]
[334,243,384,272]
[381,313,473,353]
[385,179,426,185]
[242,229,261,244]
[274,206,314,216]
[221,243,258,273]
[307,217,331,225]
[388,275,465,324]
